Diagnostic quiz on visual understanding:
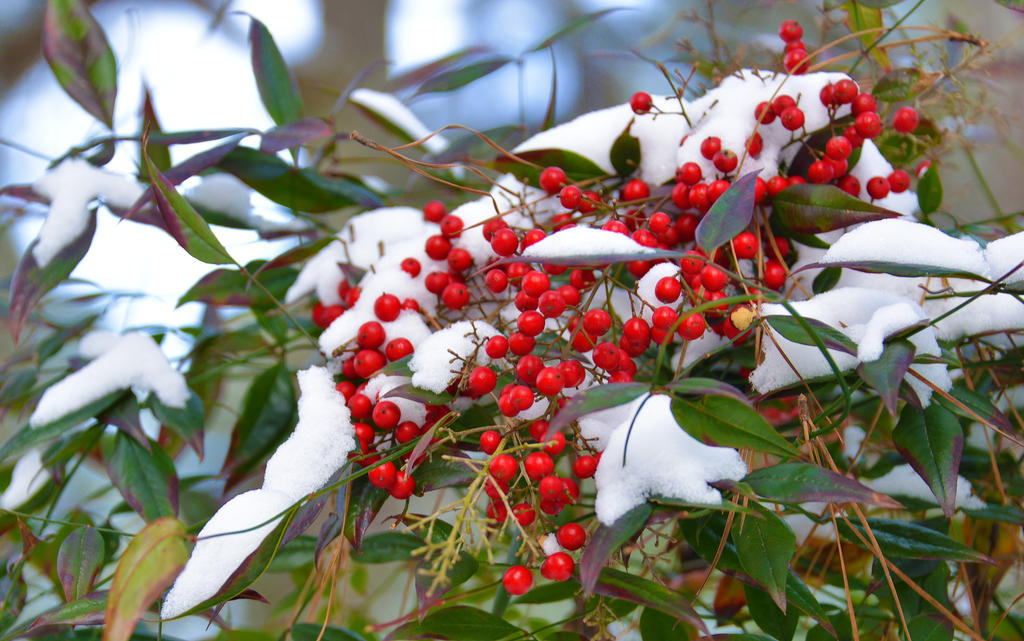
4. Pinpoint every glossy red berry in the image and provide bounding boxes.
[573,455,597,479]
[767,176,789,197]
[557,522,587,550]
[582,309,612,336]
[441,282,470,309]
[521,270,550,297]
[699,265,729,292]
[754,101,776,125]
[780,106,805,131]
[535,367,564,396]
[485,269,509,293]
[783,48,809,74]
[517,310,545,337]
[888,169,910,193]
[825,135,853,160]
[480,430,501,454]
[866,176,890,200]
[700,137,721,160]
[832,79,858,104]
[539,166,567,194]
[854,111,882,138]
[372,400,401,430]
[485,335,509,359]
[837,174,861,196]
[630,91,653,114]
[423,200,446,222]
[389,471,415,499]
[512,502,535,526]
[559,185,582,209]
[353,349,386,378]
[368,461,397,489]
[312,303,344,328]
[508,332,535,356]
[401,257,421,277]
[543,431,566,456]
[655,276,681,303]
[851,92,877,115]
[468,366,497,397]
[621,179,650,201]
[746,132,763,158]
[386,338,414,362]
[778,19,803,42]
[502,566,533,596]
[732,232,759,259]
[893,106,919,133]
[538,475,564,501]
[440,214,463,238]
[764,260,787,290]
[424,234,452,261]
[807,159,834,184]
[524,451,554,480]
[713,149,738,173]
[541,553,575,582]
[357,321,386,349]
[489,454,517,481]
[678,161,702,185]
[678,313,706,341]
